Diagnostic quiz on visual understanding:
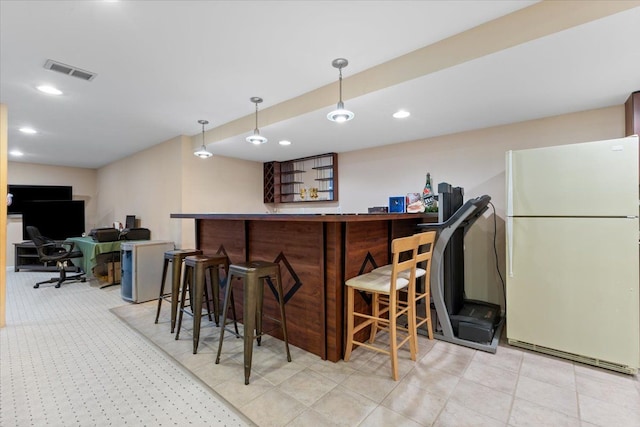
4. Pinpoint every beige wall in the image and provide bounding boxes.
[270,106,624,308]
[179,136,265,249]
[337,105,625,307]
[4,105,625,313]
[5,162,97,266]
[96,135,264,251]
[96,136,184,245]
